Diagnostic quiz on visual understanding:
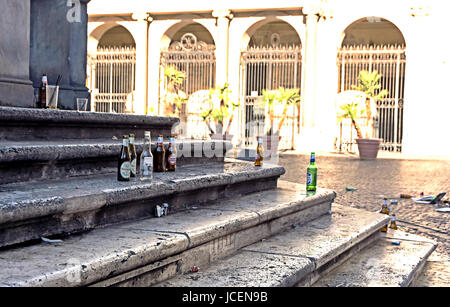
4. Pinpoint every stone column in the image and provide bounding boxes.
[0,0,34,108]
[30,0,90,110]
[132,12,151,115]
[213,9,233,87]
[301,5,320,129]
